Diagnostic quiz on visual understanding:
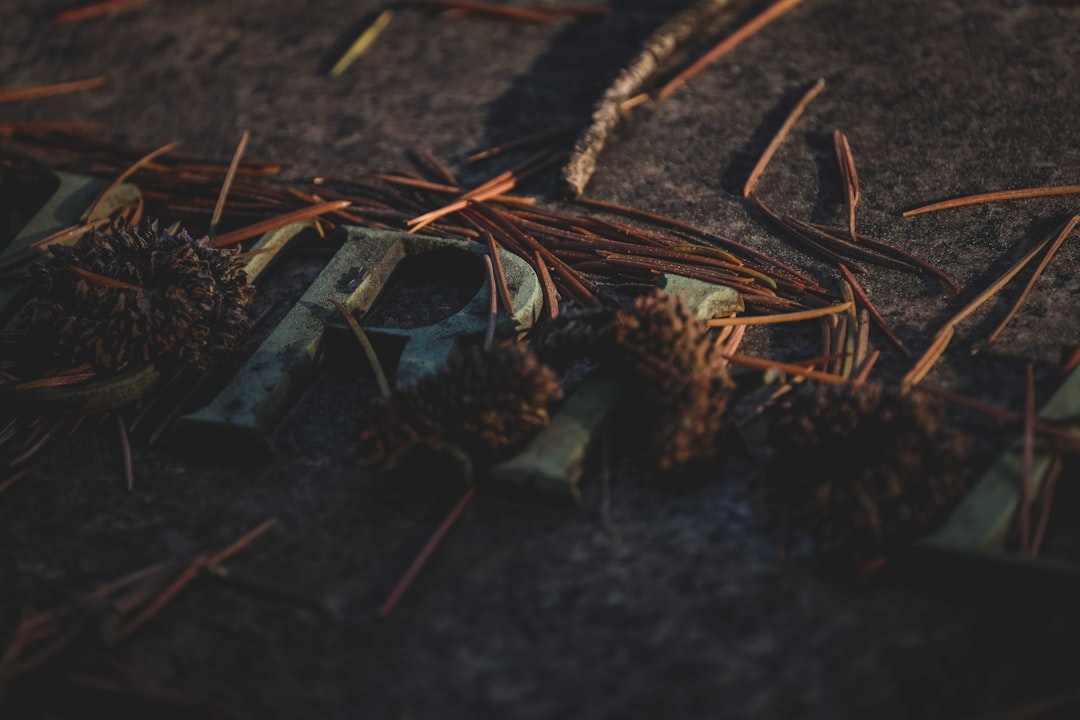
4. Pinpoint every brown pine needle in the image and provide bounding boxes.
[655,0,807,102]
[838,263,910,356]
[1030,454,1062,559]
[118,518,278,641]
[421,0,554,23]
[707,301,852,328]
[329,9,394,77]
[214,201,351,247]
[1064,344,1080,374]
[330,299,391,399]
[30,217,109,249]
[468,120,582,163]
[852,349,881,387]
[833,129,859,243]
[976,214,1080,353]
[722,354,850,385]
[483,232,514,314]
[0,76,105,104]
[16,371,97,390]
[117,415,134,492]
[905,224,1064,384]
[85,140,178,221]
[1019,363,1036,554]
[54,0,145,24]
[534,250,559,320]
[0,121,105,137]
[210,130,250,238]
[903,184,1080,217]
[406,177,517,233]
[415,147,459,186]
[378,485,478,618]
[67,265,143,291]
[743,78,826,198]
